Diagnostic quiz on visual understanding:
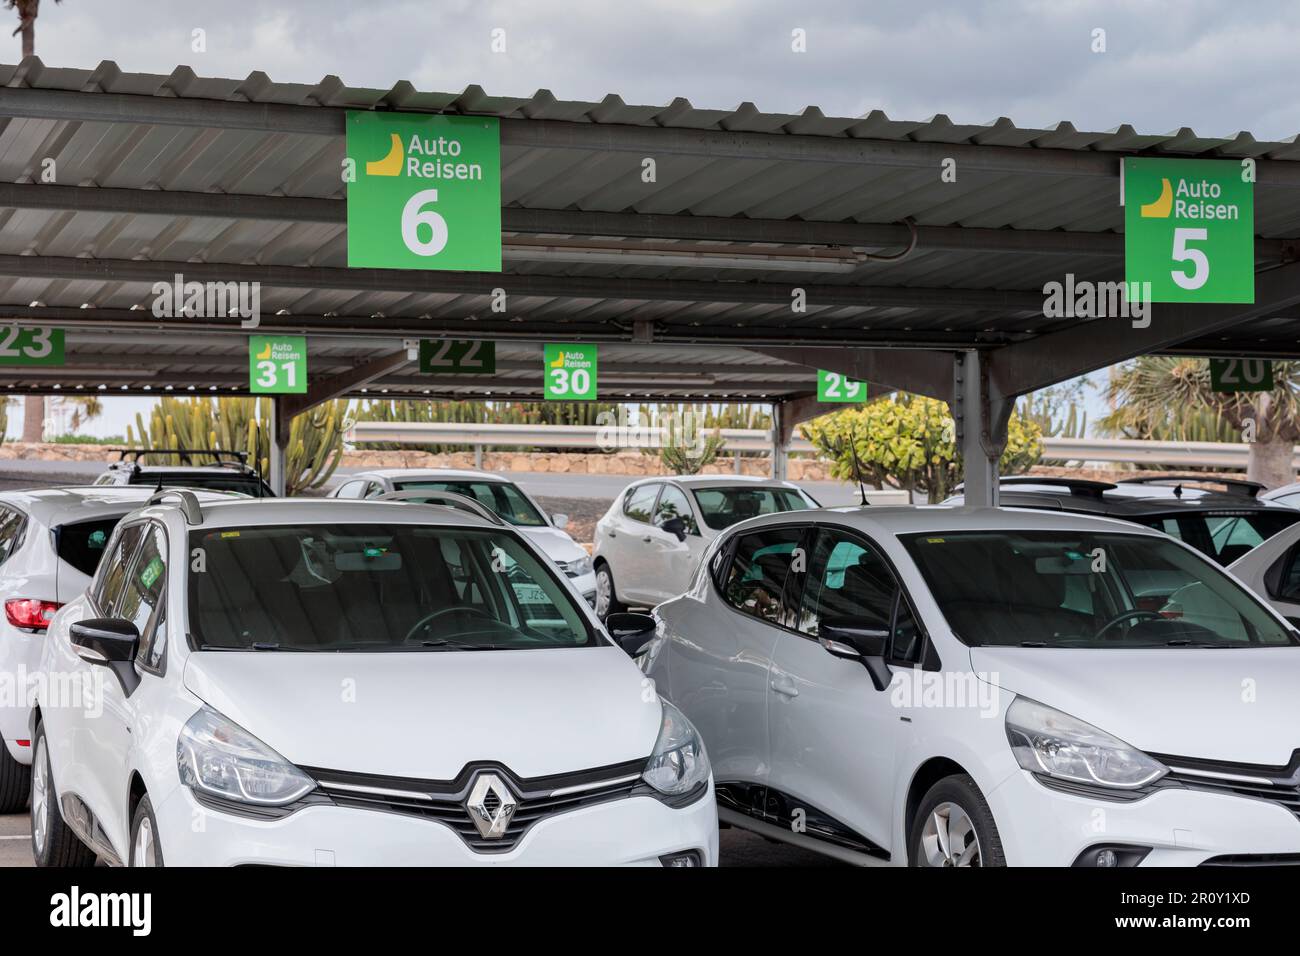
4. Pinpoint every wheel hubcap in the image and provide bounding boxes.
[132,816,157,867]
[920,801,982,867]
[595,570,611,617]
[31,738,48,855]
